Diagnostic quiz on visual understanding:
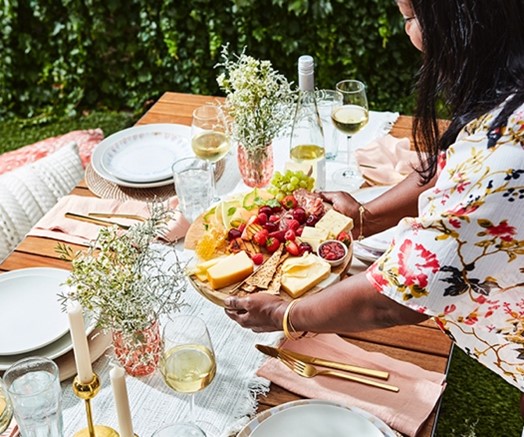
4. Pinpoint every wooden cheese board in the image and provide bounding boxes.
[185,213,353,307]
